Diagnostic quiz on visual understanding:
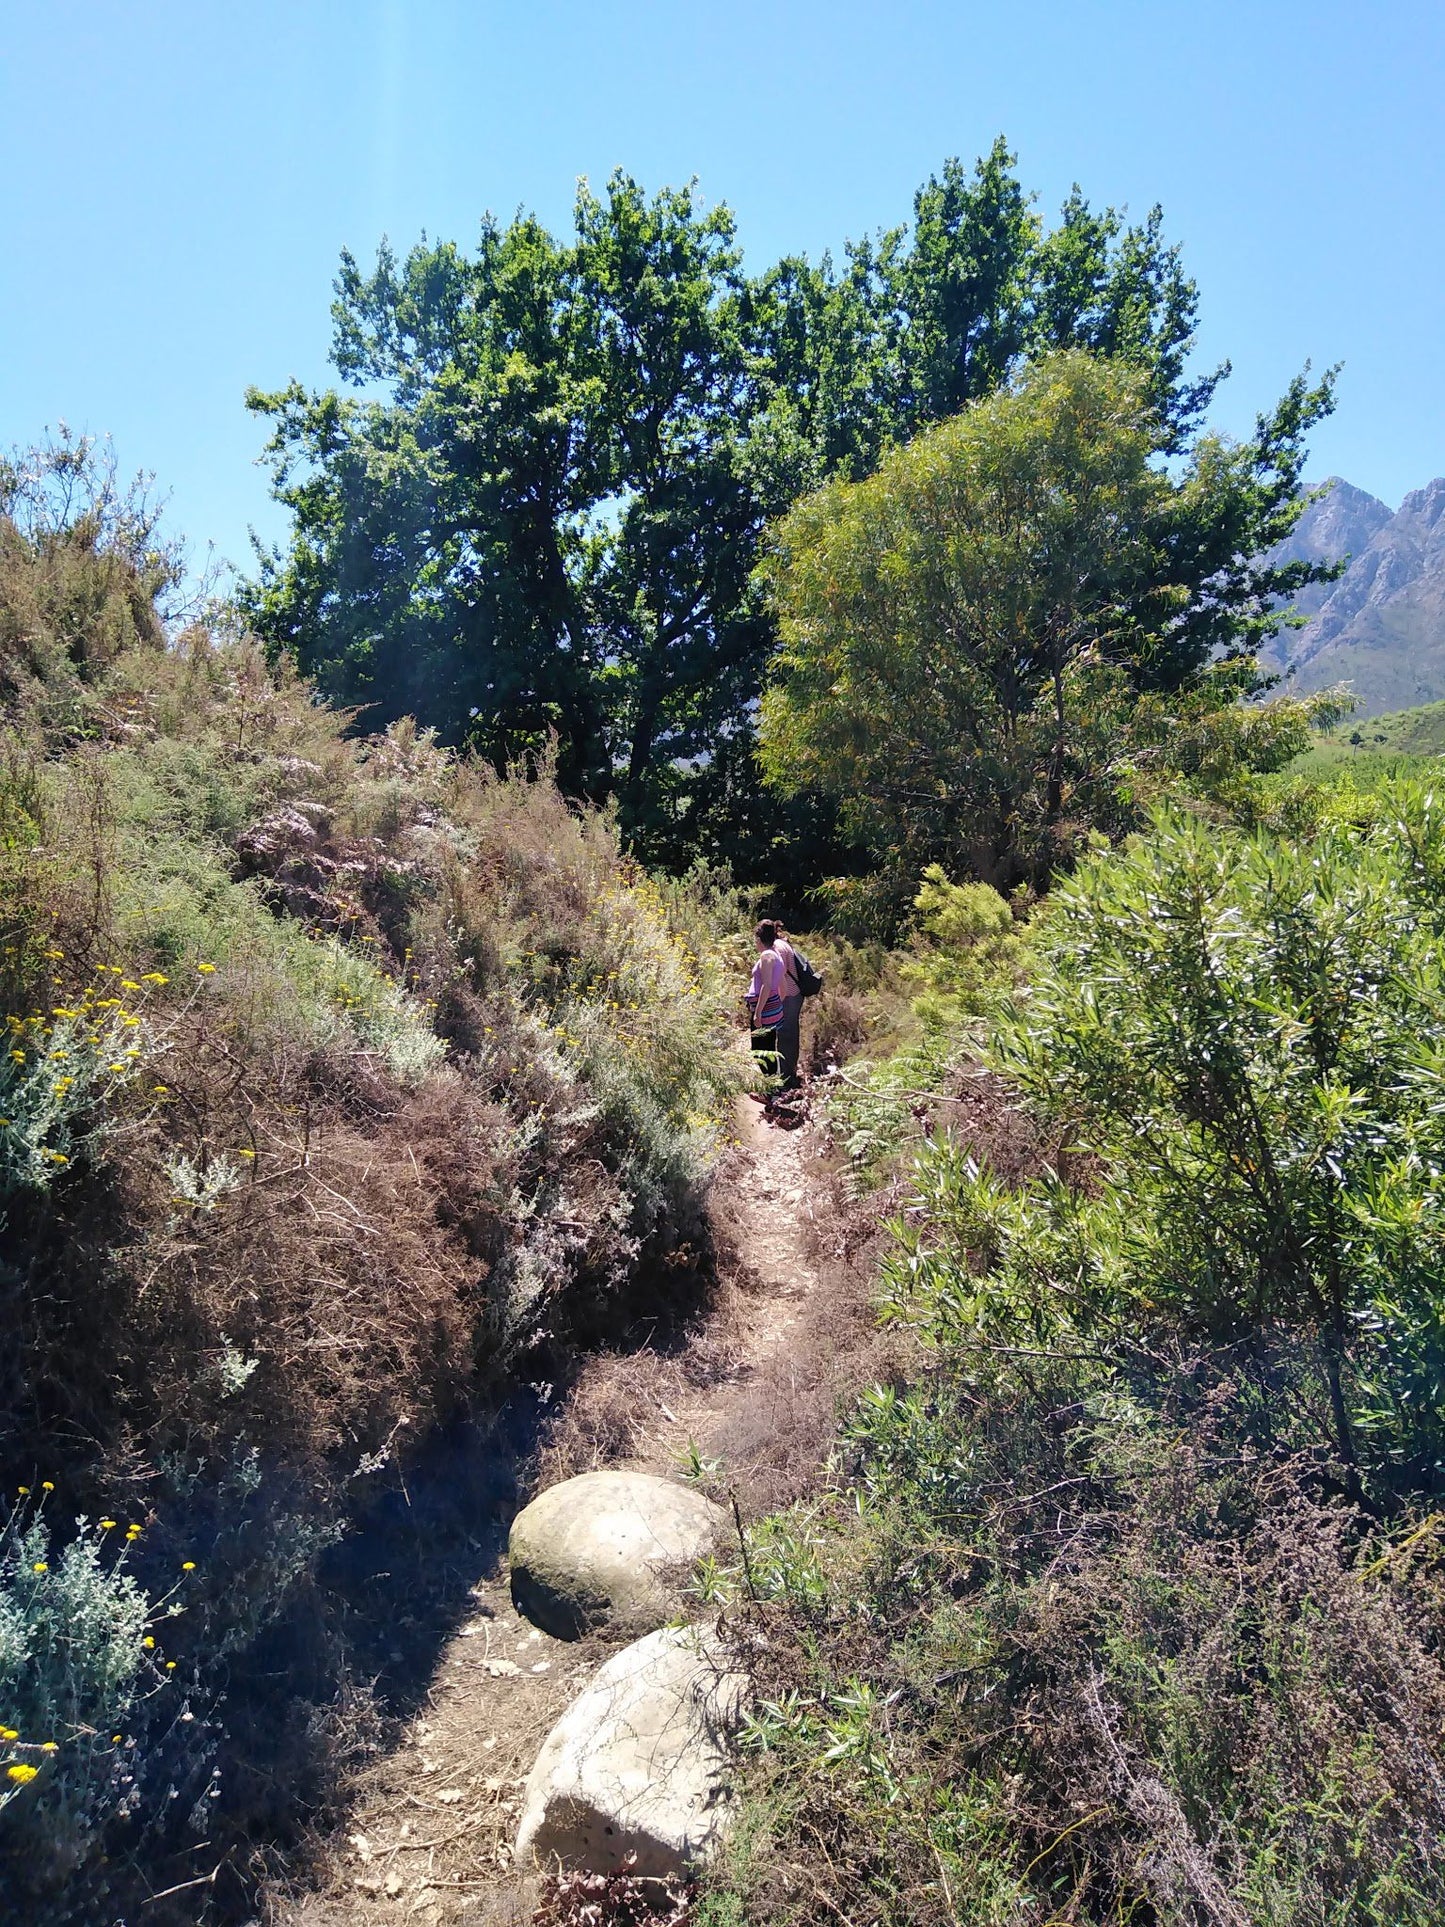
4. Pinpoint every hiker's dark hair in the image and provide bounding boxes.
[754,918,780,947]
